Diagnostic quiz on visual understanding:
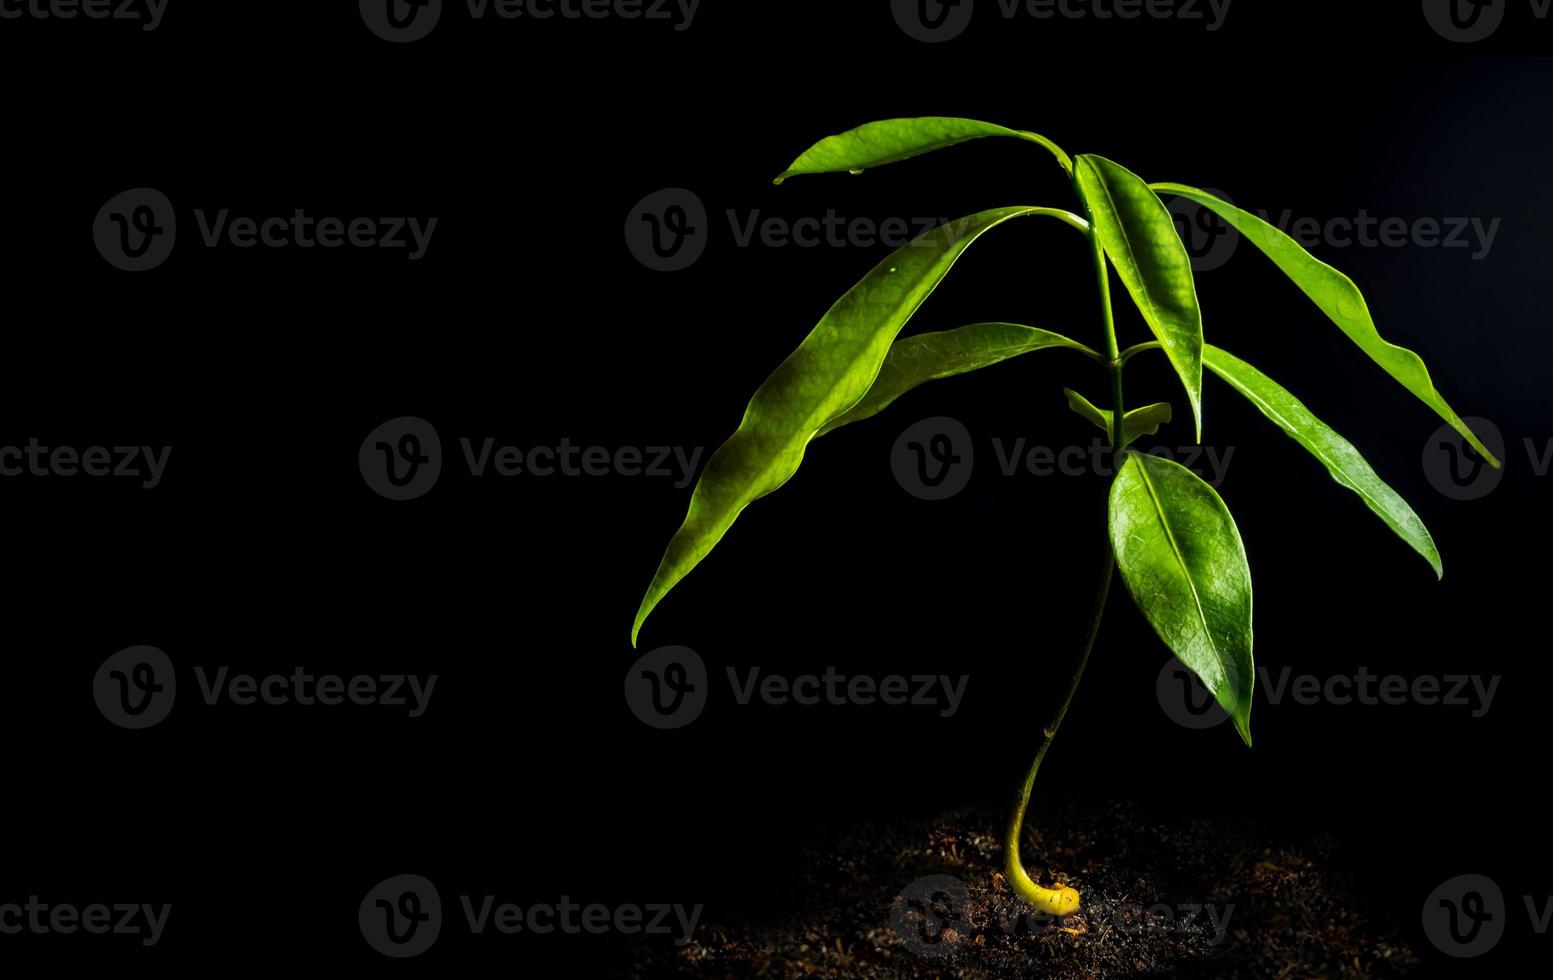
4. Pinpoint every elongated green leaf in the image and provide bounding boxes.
[815,323,1098,437]
[1077,156,1204,440]
[632,207,1051,645]
[1151,182,1498,466]
[775,117,1073,184]
[1064,390,1174,447]
[1203,344,1442,578]
[1110,452,1254,745]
